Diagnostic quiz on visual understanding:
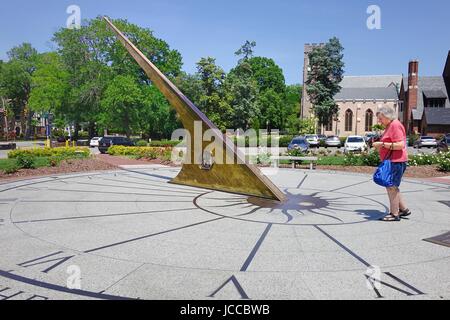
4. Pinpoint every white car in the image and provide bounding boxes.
[90,137,101,148]
[344,136,367,153]
[305,134,320,148]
